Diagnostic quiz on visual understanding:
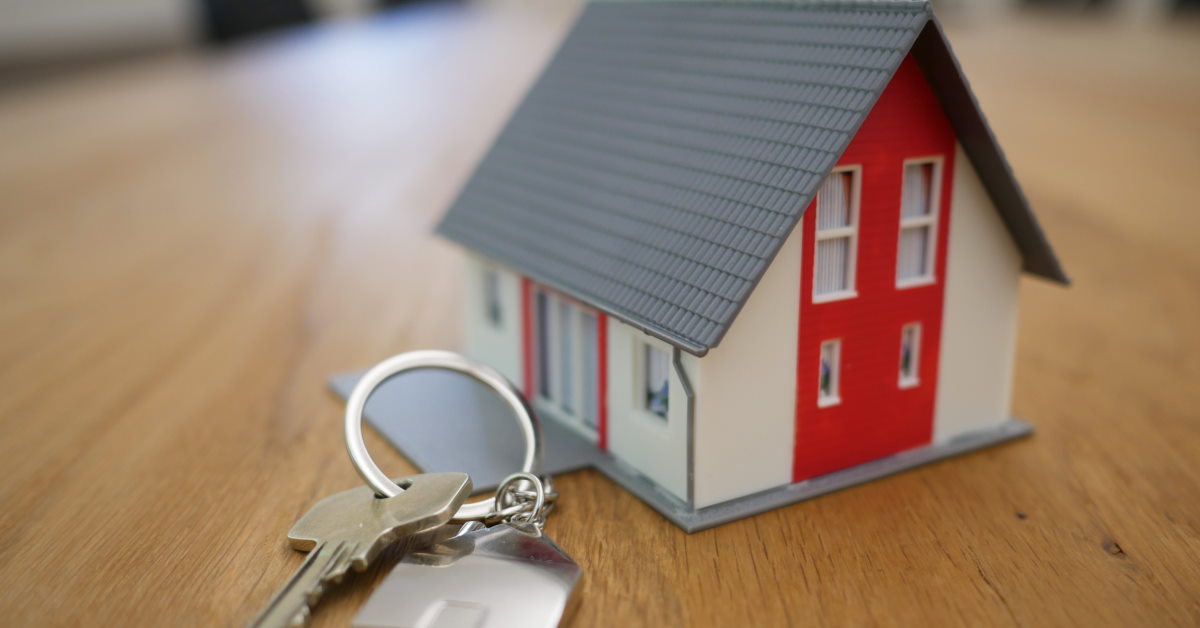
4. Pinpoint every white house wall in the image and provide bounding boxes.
[691,225,802,508]
[463,255,522,385]
[934,144,1022,442]
[606,319,693,502]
